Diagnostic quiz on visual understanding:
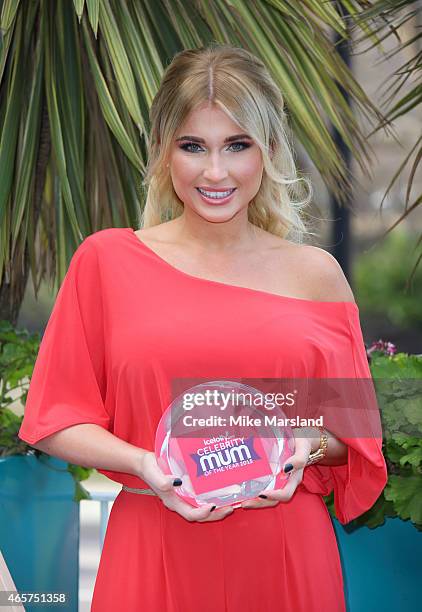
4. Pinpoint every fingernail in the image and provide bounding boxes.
[284,463,294,473]
[210,505,216,512]
[173,478,183,486]
[258,494,267,499]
